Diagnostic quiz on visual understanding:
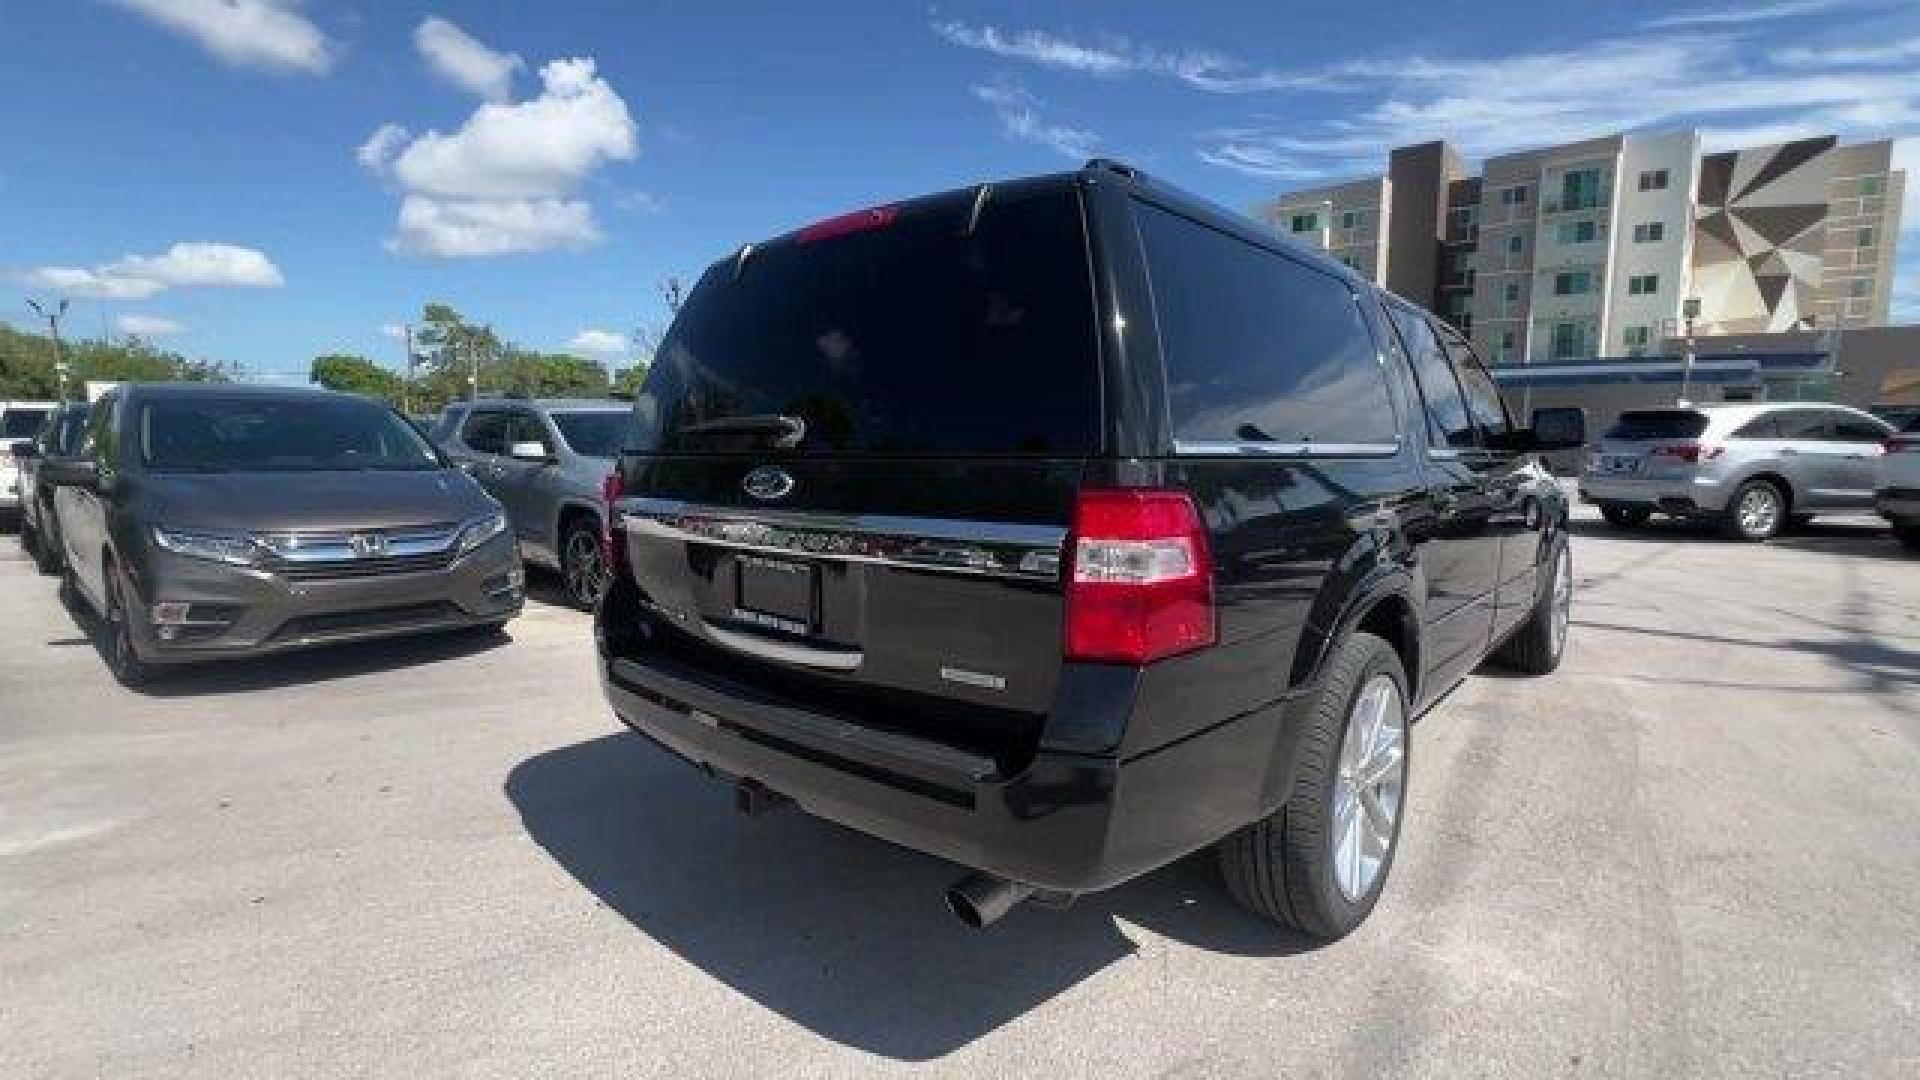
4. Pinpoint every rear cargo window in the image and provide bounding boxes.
[1604,410,1708,440]
[634,187,1098,456]
[1132,201,1396,447]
